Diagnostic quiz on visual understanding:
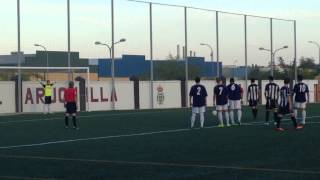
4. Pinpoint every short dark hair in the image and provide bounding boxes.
[69,81,74,88]
[250,78,255,83]
[216,77,221,83]
[298,75,303,82]
[268,76,274,81]
[195,77,200,83]
[230,78,235,83]
[284,77,290,84]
